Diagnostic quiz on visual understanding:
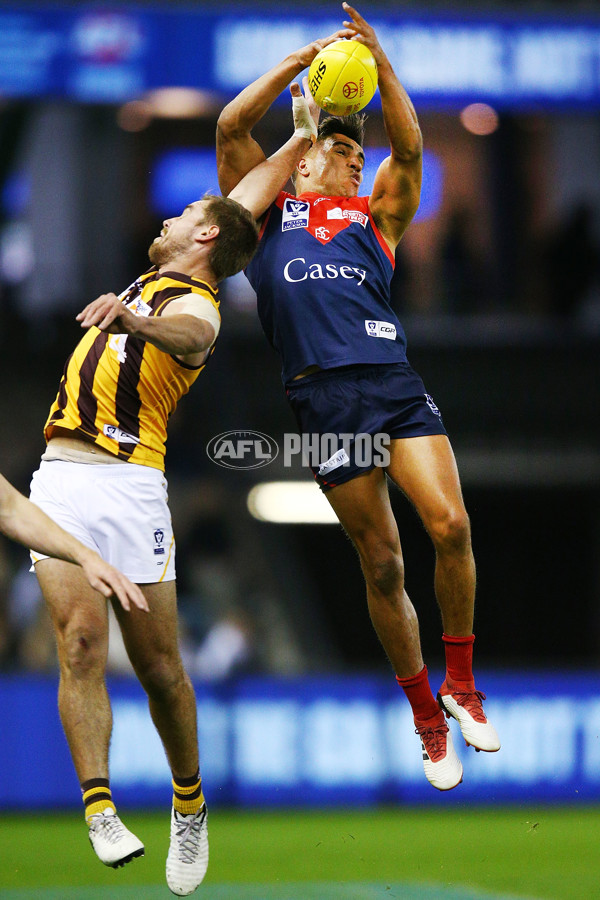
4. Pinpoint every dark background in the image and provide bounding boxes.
[0,0,598,677]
